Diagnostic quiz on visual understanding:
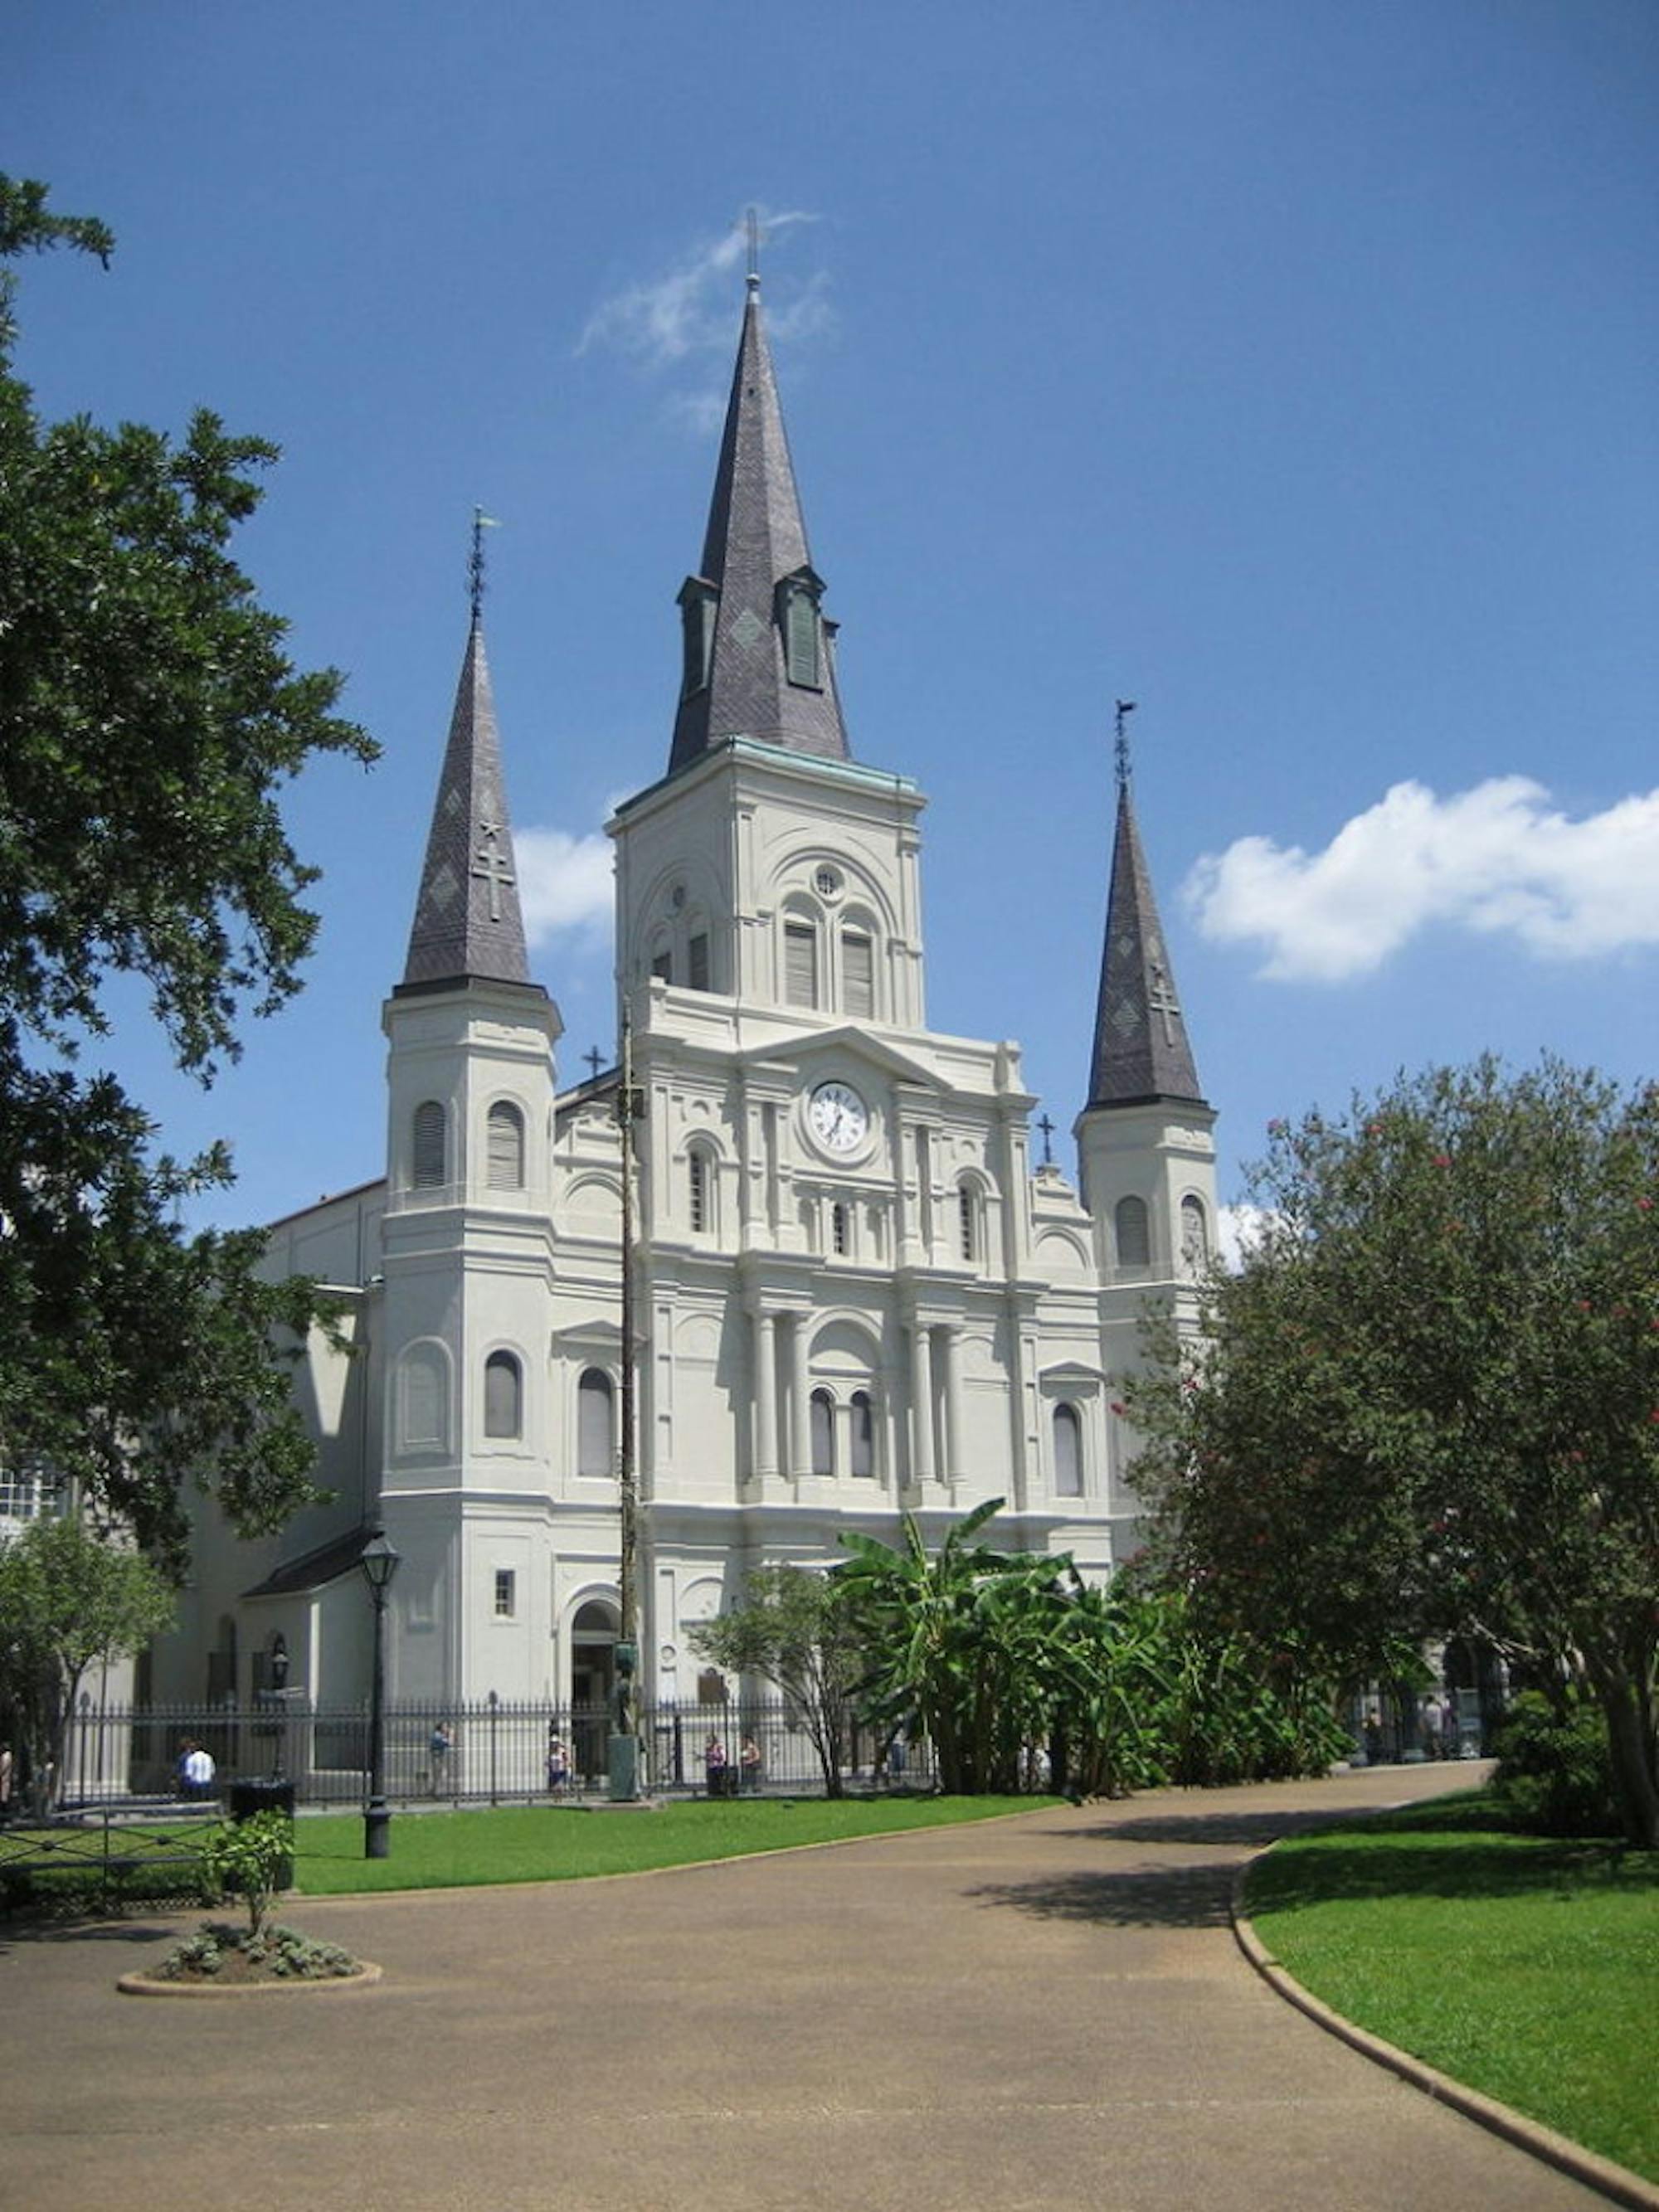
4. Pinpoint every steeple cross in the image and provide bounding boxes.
[1036,1112,1056,1167]
[471,837,515,922]
[584,1046,605,1082]
[1114,699,1137,791]
[1148,961,1182,1047]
